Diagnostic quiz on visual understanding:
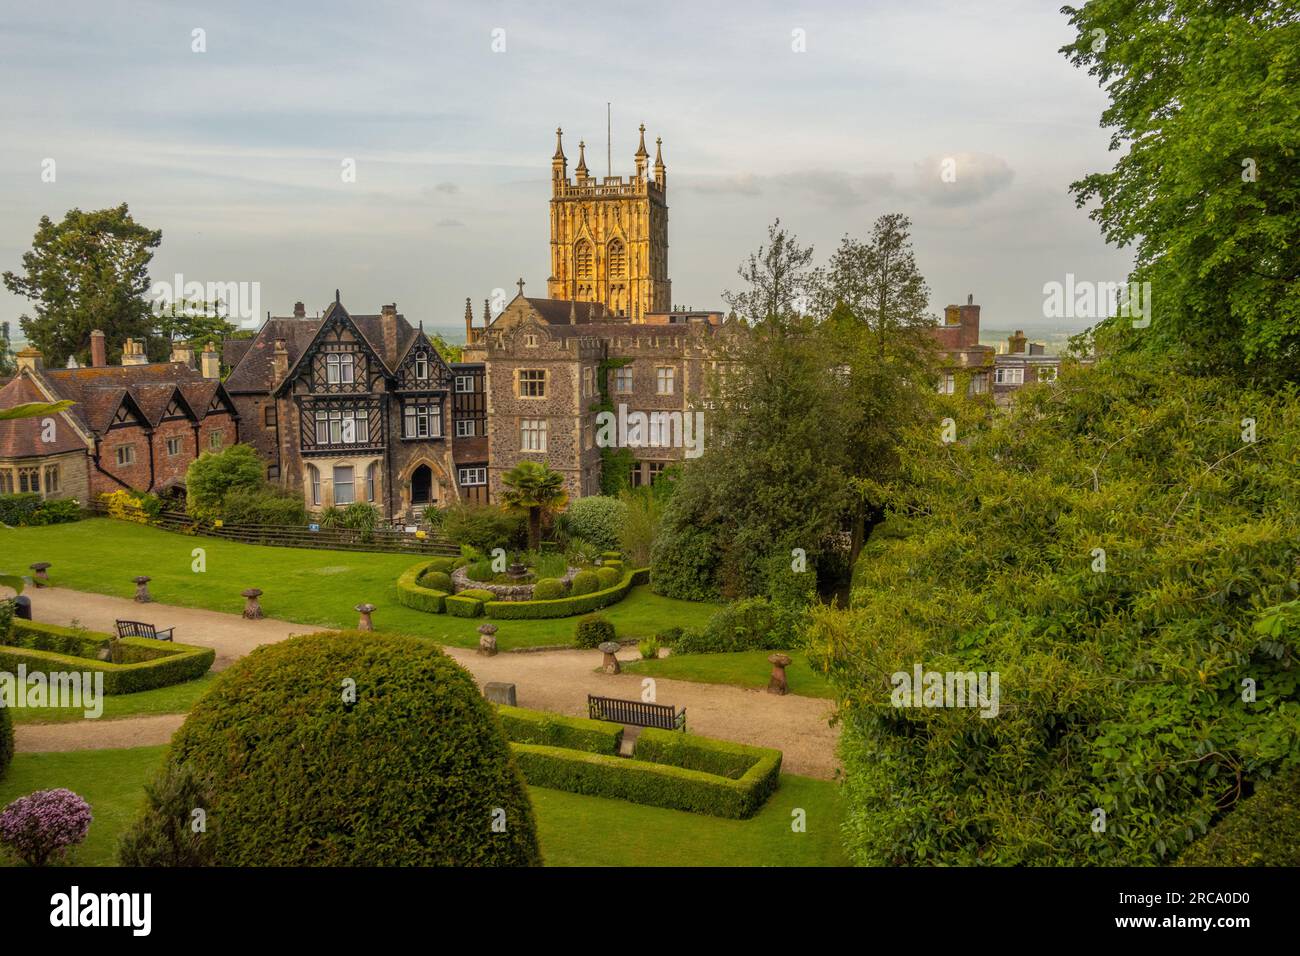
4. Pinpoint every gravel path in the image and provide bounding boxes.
[7,587,841,778]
